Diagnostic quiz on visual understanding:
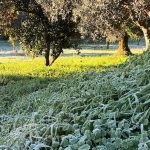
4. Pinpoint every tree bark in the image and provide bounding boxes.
[141,27,150,50]
[45,42,50,66]
[116,33,132,56]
